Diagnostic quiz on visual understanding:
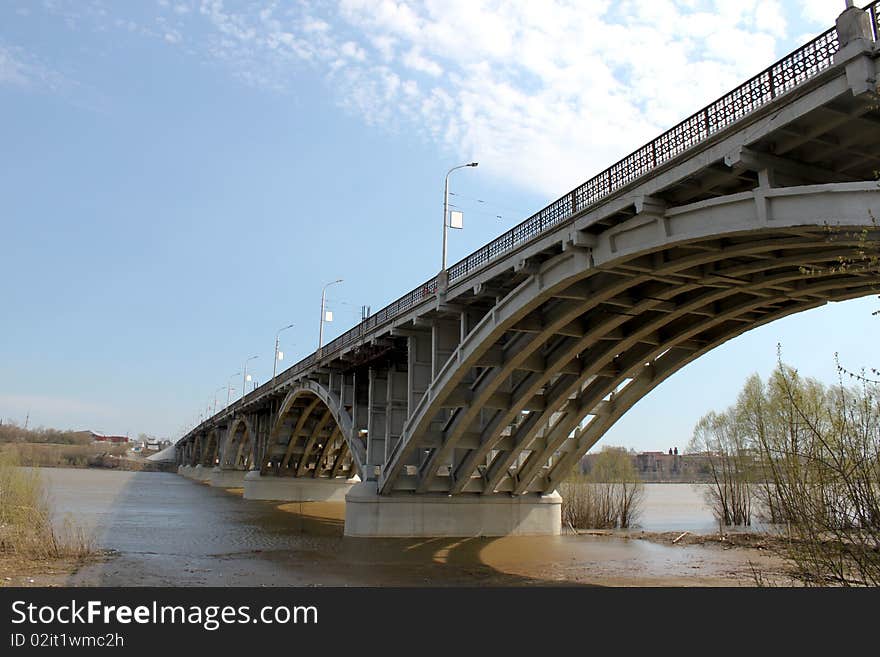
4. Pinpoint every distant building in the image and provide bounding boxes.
[635,449,682,477]
[579,447,711,482]
[89,431,129,444]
